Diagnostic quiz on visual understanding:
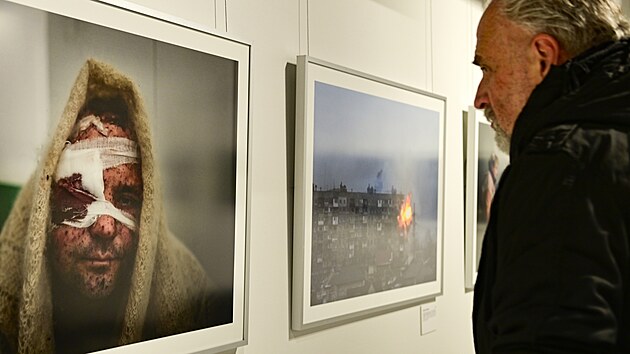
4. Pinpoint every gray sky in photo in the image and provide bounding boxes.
[313,81,439,158]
